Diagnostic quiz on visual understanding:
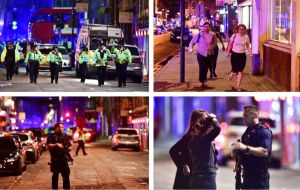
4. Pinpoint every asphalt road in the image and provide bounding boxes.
[154,32,180,73]
[155,150,300,190]
[0,67,148,92]
[0,142,149,189]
